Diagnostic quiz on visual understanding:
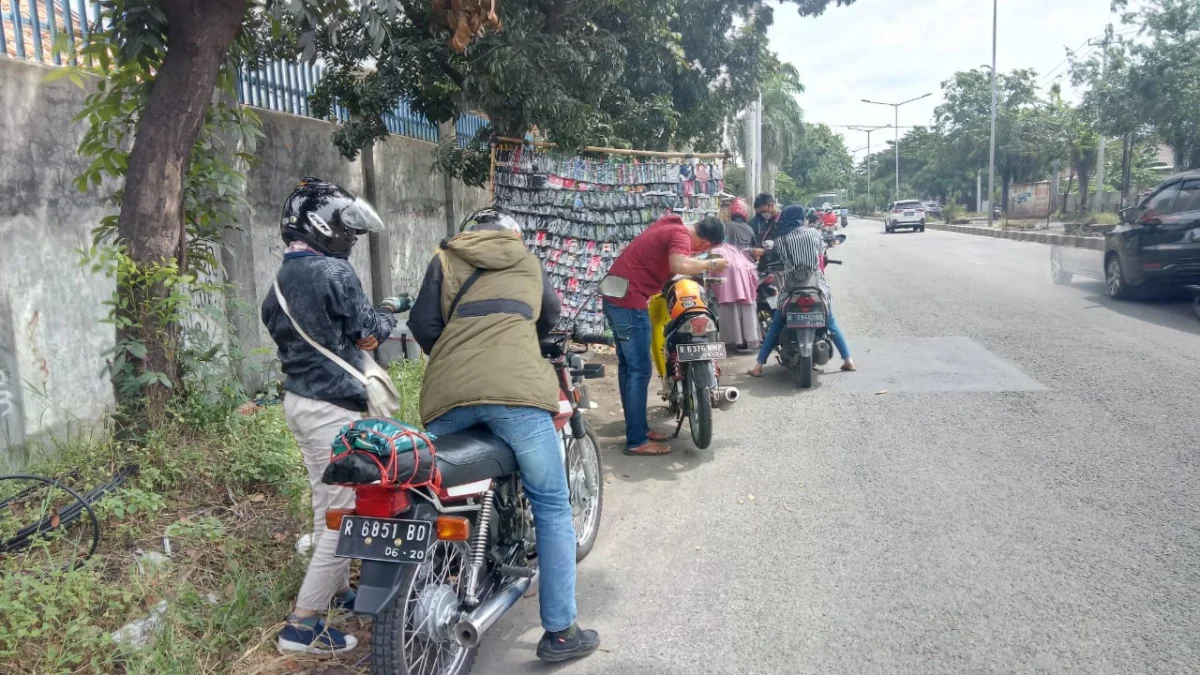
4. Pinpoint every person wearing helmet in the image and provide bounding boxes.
[726,197,755,250]
[820,202,838,228]
[408,207,600,663]
[262,178,409,655]
[602,213,728,456]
